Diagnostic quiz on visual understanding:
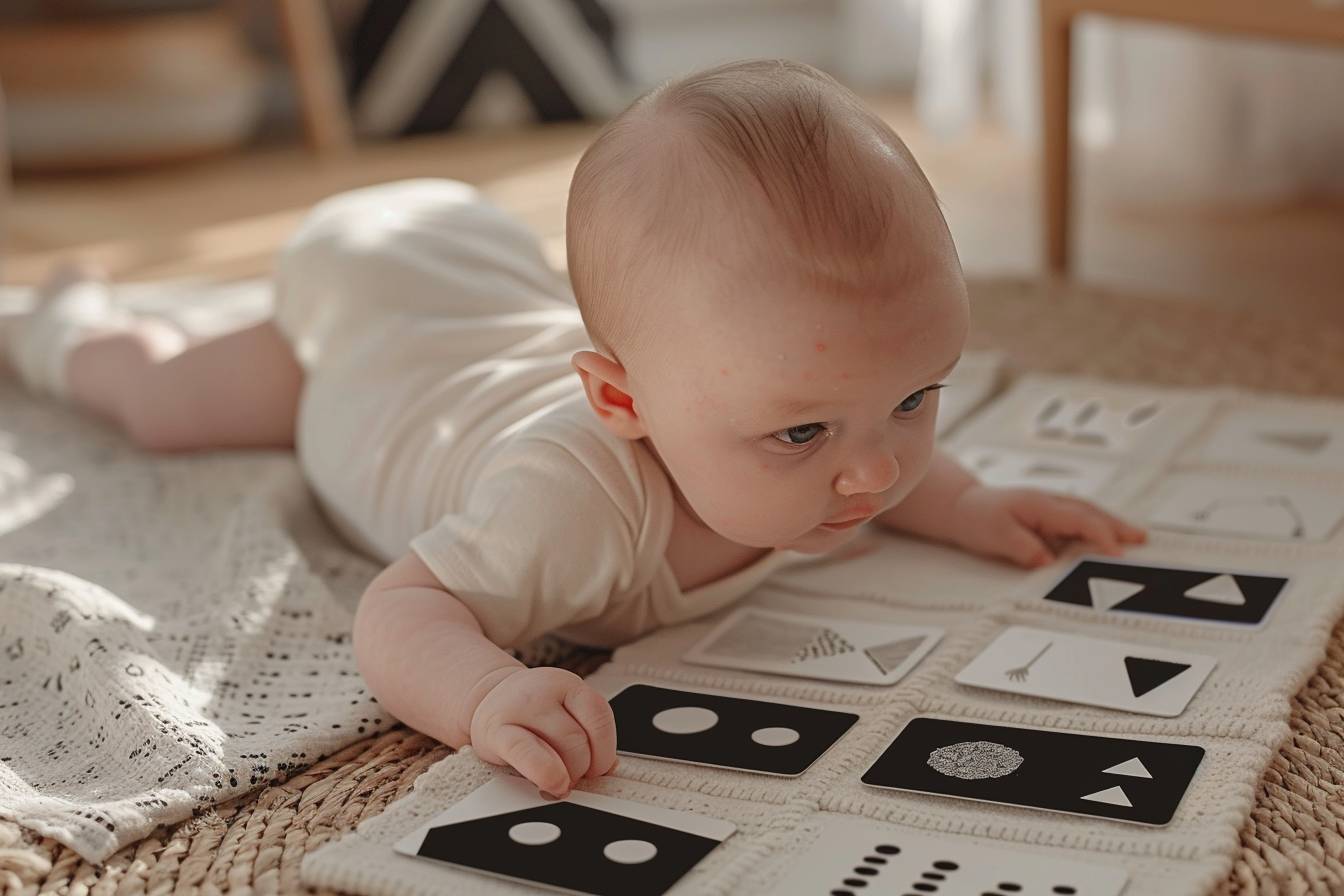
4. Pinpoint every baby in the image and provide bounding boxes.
[4,60,1143,799]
